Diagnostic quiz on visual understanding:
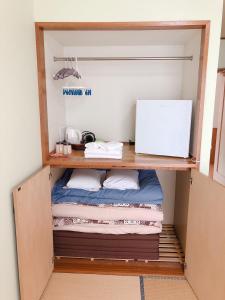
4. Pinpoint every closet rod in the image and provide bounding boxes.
[53,56,193,62]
